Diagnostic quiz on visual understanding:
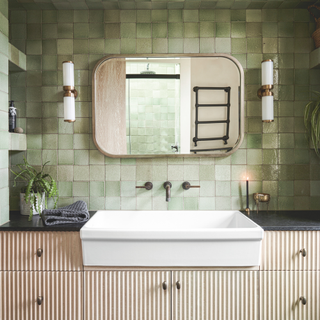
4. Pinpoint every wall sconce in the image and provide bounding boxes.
[63,61,78,122]
[257,59,274,123]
